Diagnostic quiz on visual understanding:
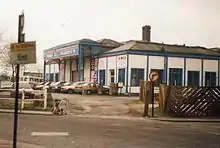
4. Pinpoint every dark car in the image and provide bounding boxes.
[50,81,65,93]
